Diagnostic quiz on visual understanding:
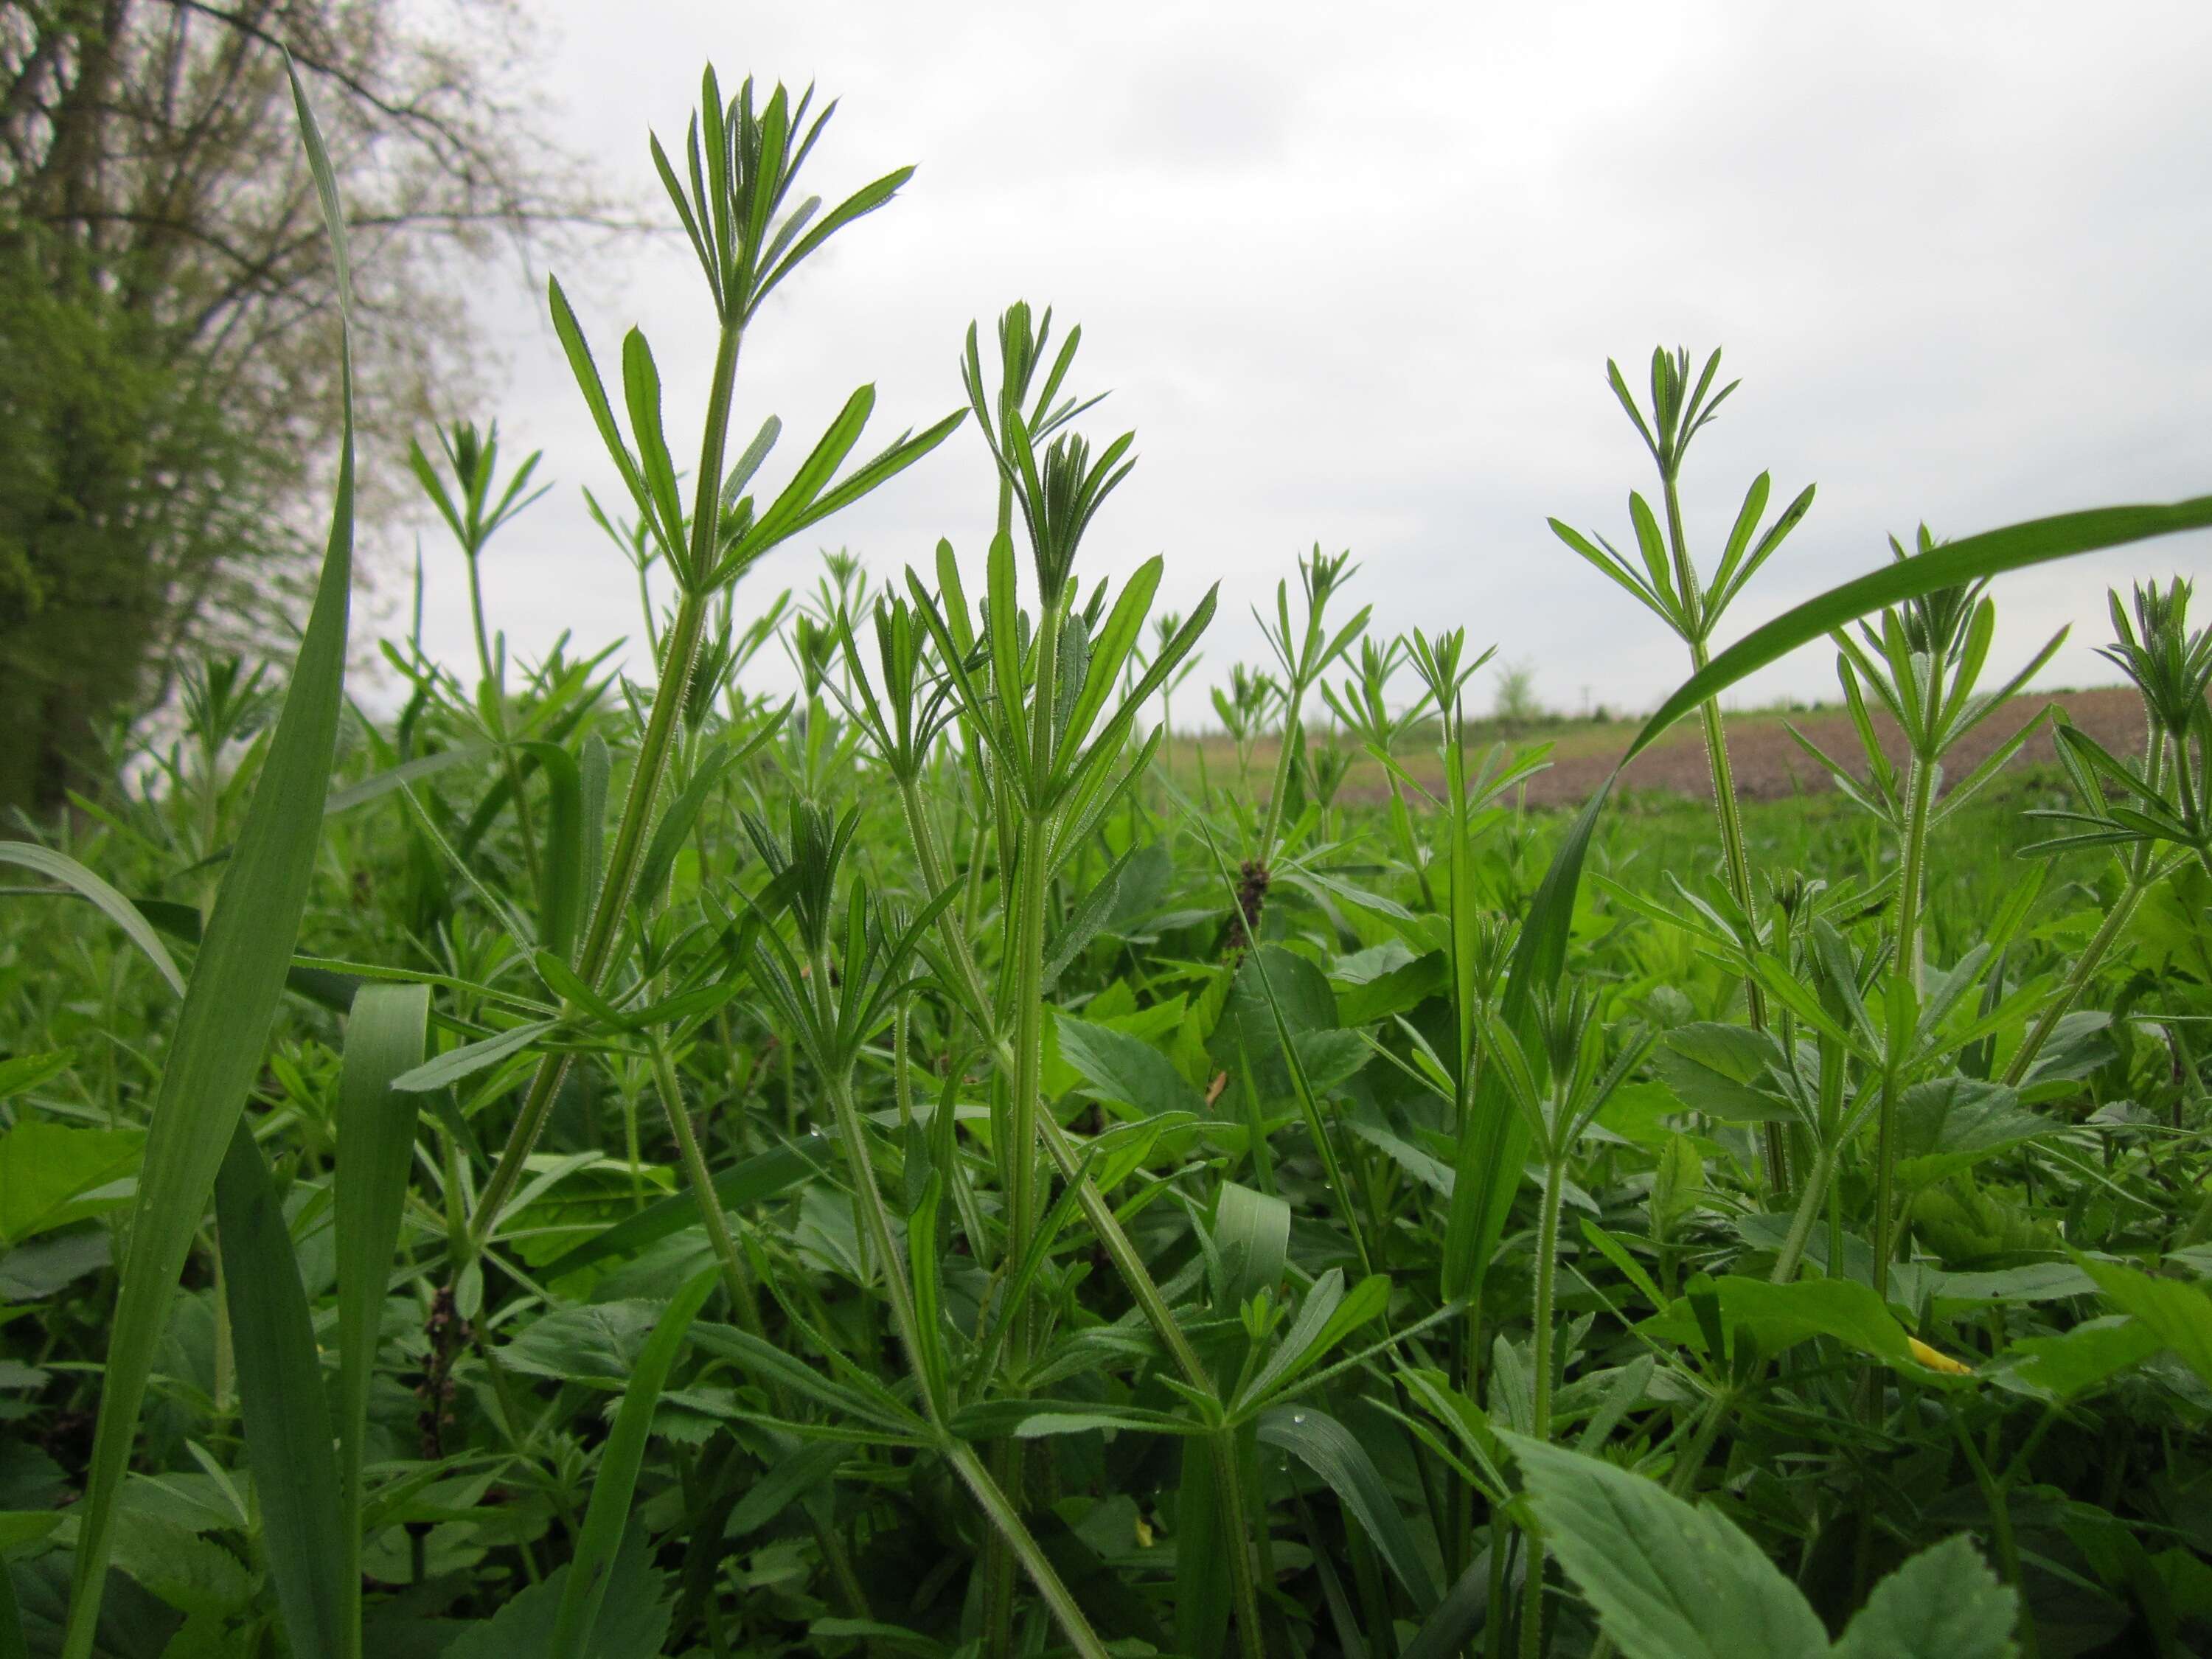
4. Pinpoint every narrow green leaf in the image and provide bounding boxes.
[517,741,584,959]
[0,844,184,995]
[1257,1404,1439,1610]
[333,984,428,1656]
[392,1020,557,1093]
[214,1127,345,1658]
[63,62,359,1658]
[548,1267,718,1659]
[611,1126,807,1273]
